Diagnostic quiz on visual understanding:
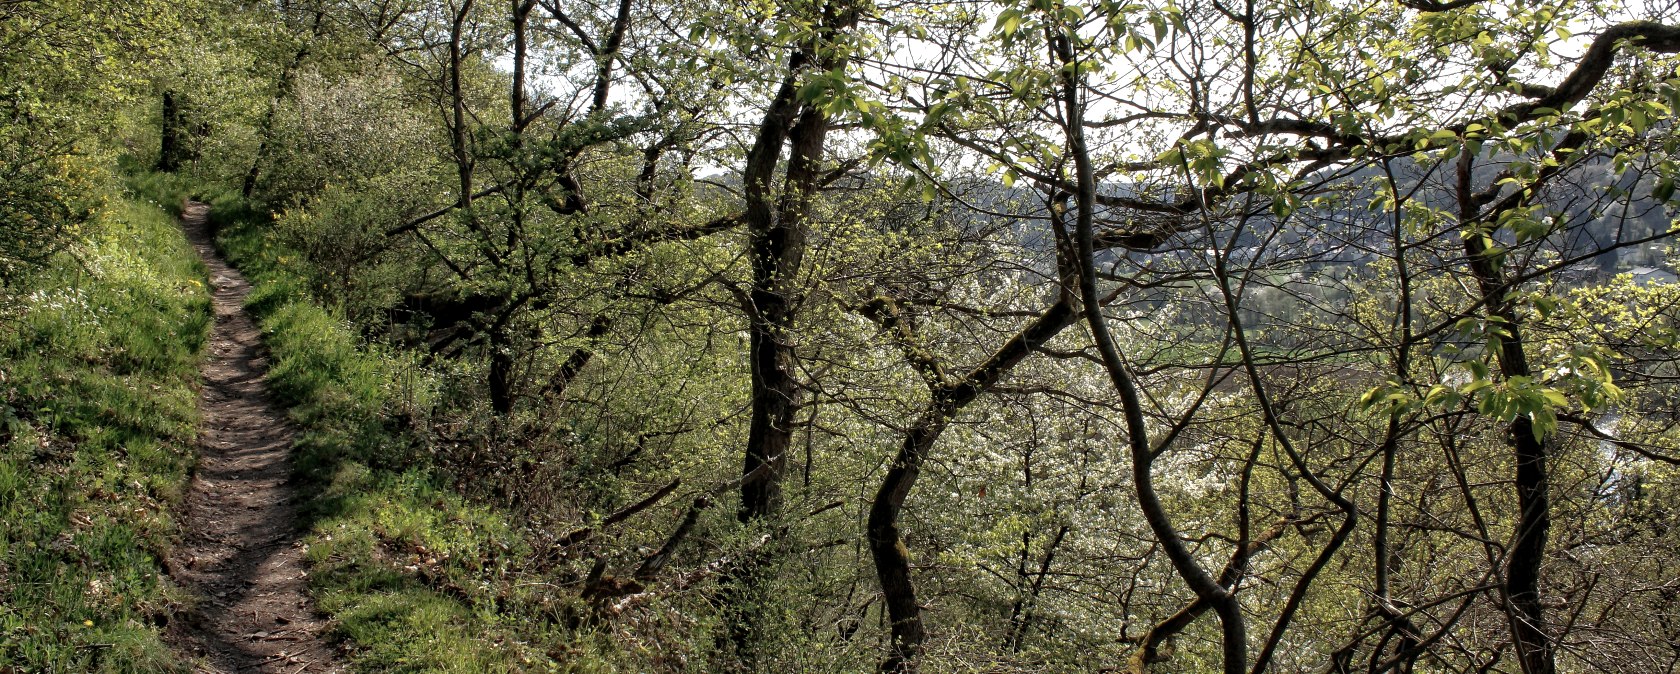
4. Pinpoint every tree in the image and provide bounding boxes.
[130,0,1680,670]
[0,0,195,288]
[846,0,1680,670]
